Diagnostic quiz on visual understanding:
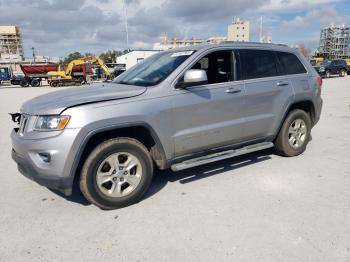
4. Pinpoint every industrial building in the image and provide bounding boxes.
[0,25,24,62]
[153,36,204,51]
[318,23,350,59]
[206,36,227,44]
[227,16,250,42]
[153,17,251,51]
